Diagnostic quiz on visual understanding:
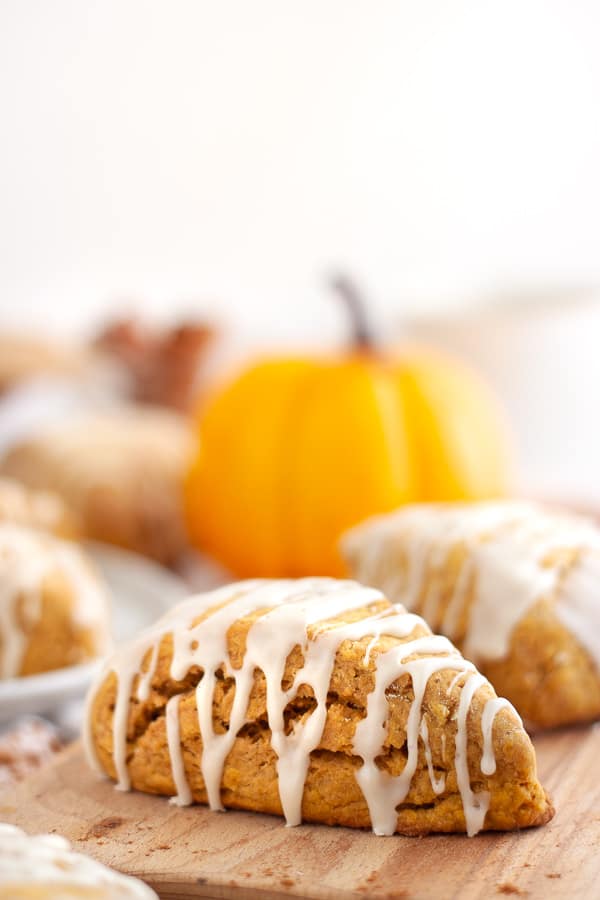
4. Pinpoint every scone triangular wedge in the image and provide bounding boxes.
[84,578,553,836]
[343,502,600,729]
